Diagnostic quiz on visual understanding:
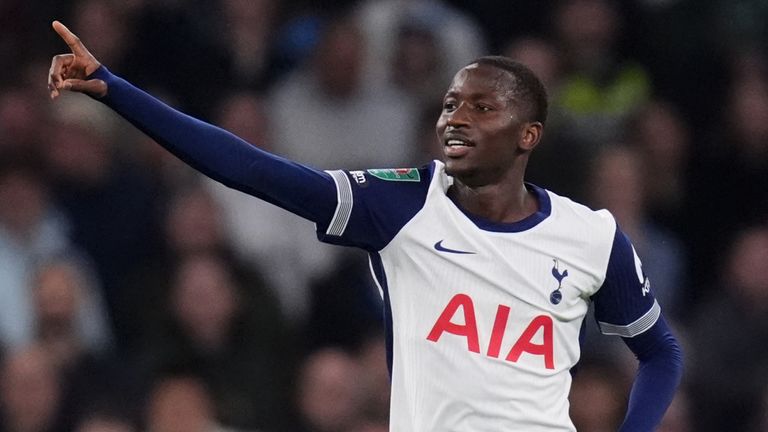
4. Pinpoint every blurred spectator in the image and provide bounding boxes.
[163,187,227,257]
[0,154,71,351]
[658,387,693,432]
[503,35,562,94]
[386,11,449,111]
[120,1,229,118]
[626,99,691,231]
[0,88,49,157]
[443,0,558,51]
[268,4,324,75]
[70,0,134,72]
[686,49,768,295]
[74,414,136,432]
[0,345,66,432]
[31,254,112,364]
[212,92,272,151]
[0,2,28,78]
[355,0,486,91]
[587,146,686,316]
[218,0,282,91]
[31,255,138,429]
[120,184,267,348]
[204,92,338,323]
[712,0,768,48]
[552,0,652,147]
[44,96,162,352]
[0,1,66,84]
[294,348,363,432]
[688,225,768,431]
[305,252,382,351]
[569,360,630,432]
[354,333,390,429]
[143,372,247,432]
[270,11,418,169]
[146,251,290,430]
[625,1,724,133]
